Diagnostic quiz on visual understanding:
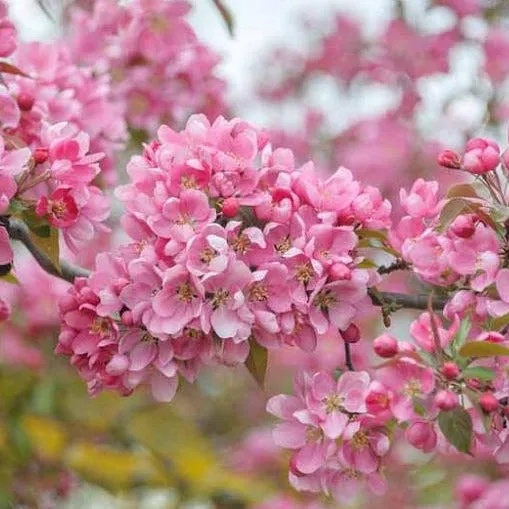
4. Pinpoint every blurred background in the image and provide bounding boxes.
[2,0,509,507]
